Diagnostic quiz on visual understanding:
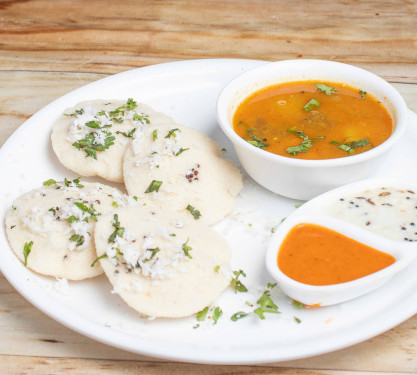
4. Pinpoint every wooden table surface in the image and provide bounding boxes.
[1,1,417,374]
